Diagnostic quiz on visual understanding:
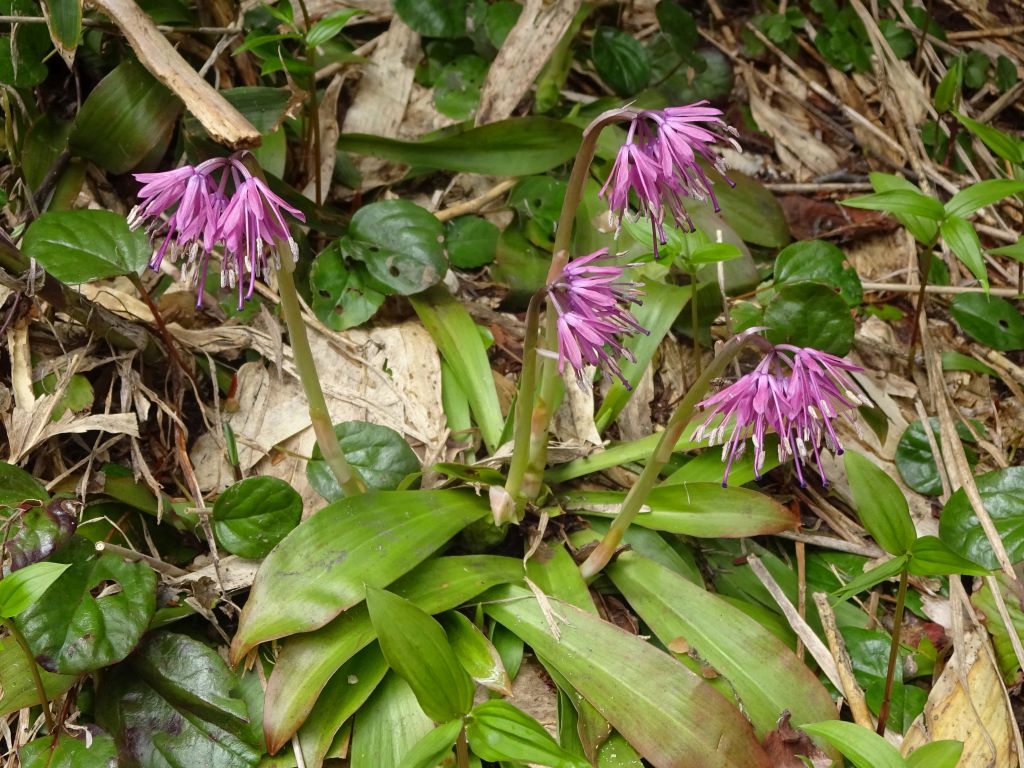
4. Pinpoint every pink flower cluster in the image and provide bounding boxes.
[548,249,648,387]
[694,345,863,487]
[128,153,304,308]
[600,102,738,252]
